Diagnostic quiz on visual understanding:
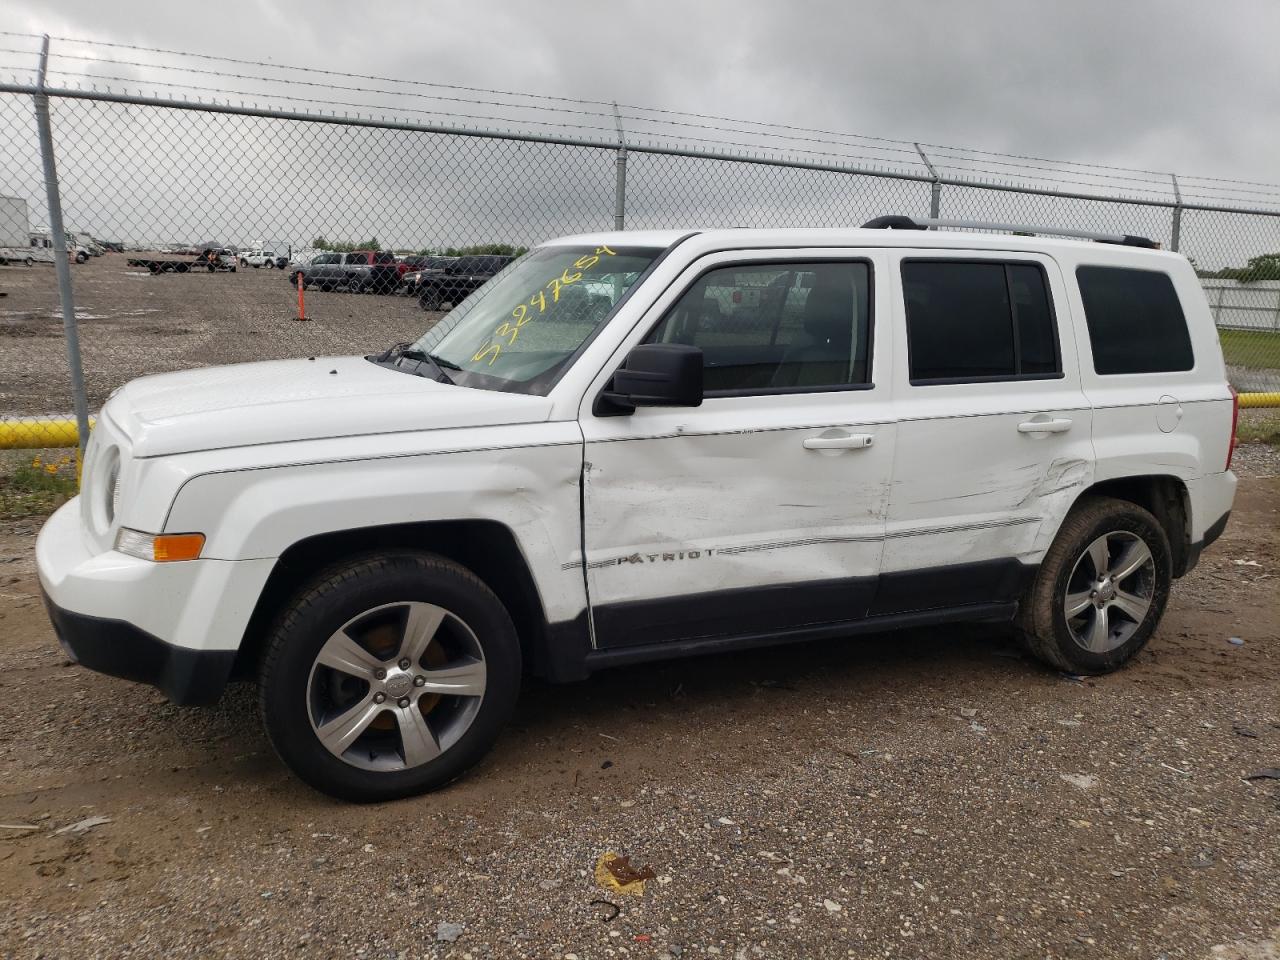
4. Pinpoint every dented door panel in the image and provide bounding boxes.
[882,250,1096,587]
